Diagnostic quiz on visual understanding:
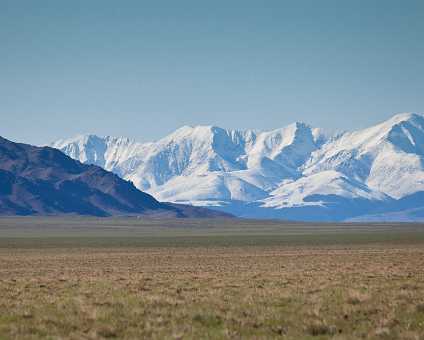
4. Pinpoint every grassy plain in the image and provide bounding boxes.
[0,217,424,339]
